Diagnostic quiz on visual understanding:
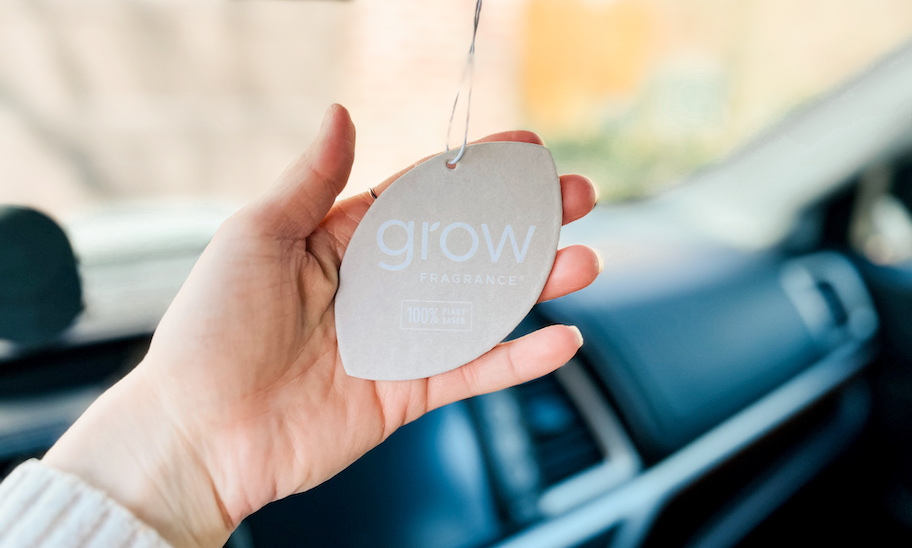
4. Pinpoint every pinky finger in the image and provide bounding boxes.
[424,324,583,413]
